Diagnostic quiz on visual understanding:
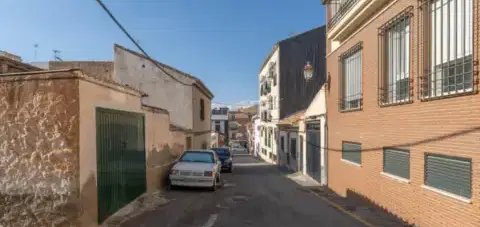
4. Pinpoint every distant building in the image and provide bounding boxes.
[211,107,229,143]
[247,115,260,156]
[228,110,250,148]
[0,50,41,73]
